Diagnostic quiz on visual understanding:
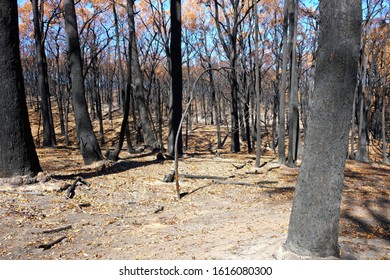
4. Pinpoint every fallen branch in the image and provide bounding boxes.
[266,166,281,173]
[212,180,279,189]
[38,236,67,250]
[0,190,44,196]
[245,165,281,175]
[78,202,91,208]
[212,180,253,186]
[41,225,72,234]
[154,206,164,214]
[181,174,229,180]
